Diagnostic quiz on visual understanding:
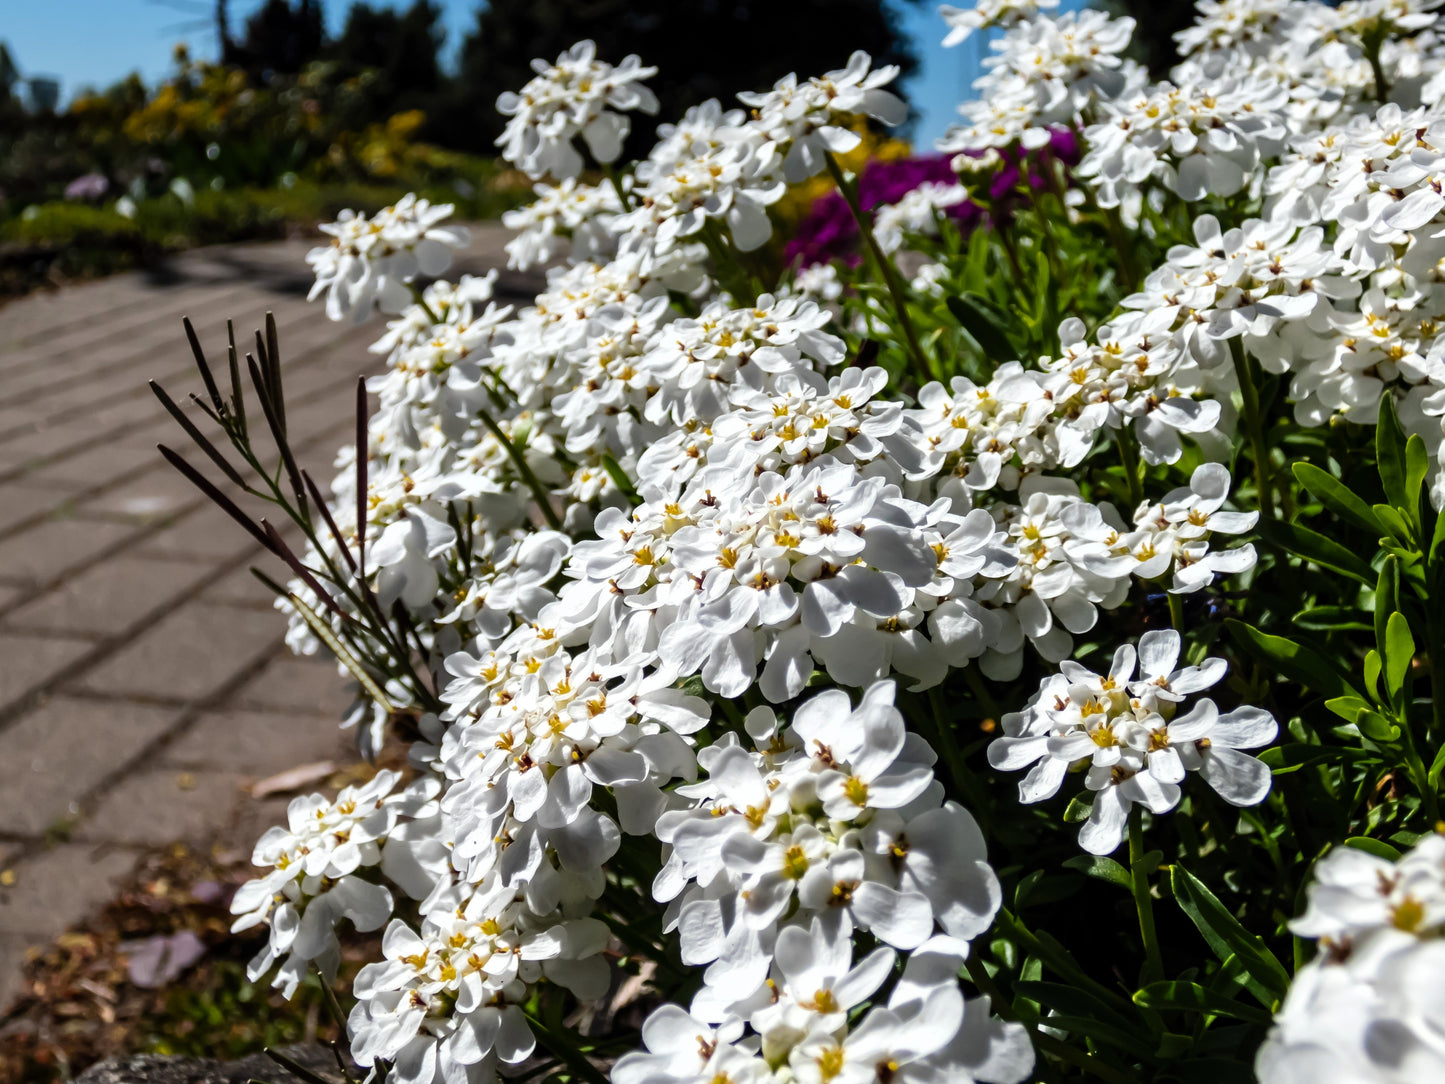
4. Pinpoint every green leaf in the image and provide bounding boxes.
[1429,736,1445,787]
[1378,395,1409,510]
[1406,434,1430,519]
[1063,794,1093,823]
[1133,981,1274,1025]
[1325,695,1373,722]
[1013,870,1078,909]
[1374,503,1414,545]
[1031,1013,1158,1058]
[1355,708,1401,743]
[945,293,1016,360]
[1384,611,1416,702]
[1376,556,1400,659]
[1430,495,1445,565]
[1169,865,1290,1006]
[1257,520,1375,584]
[1224,619,1357,700]
[1292,462,1382,533]
[1364,649,1383,701]
[1294,605,1371,631]
[1259,743,1377,774]
[1013,981,1135,1028]
[1343,836,1402,861]
[1062,854,1131,889]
